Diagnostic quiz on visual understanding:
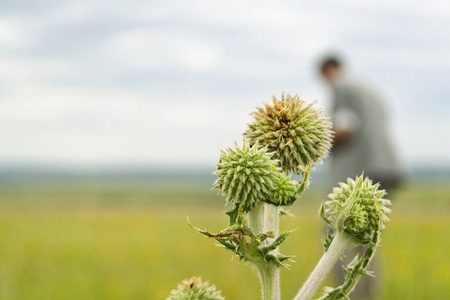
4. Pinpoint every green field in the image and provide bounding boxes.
[0,180,449,299]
